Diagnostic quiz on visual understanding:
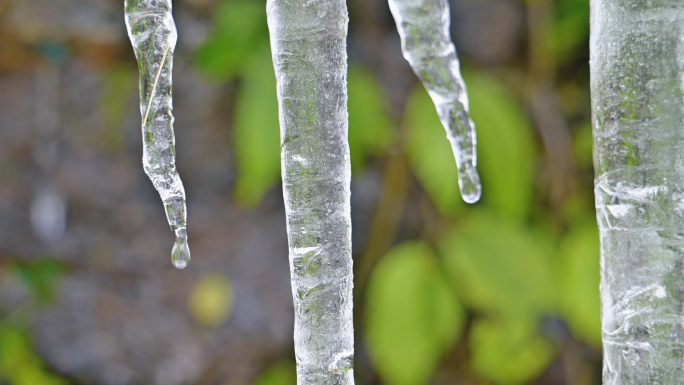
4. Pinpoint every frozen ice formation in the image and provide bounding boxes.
[591,0,684,383]
[267,0,354,383]
[388,0,481,203]
[125,0,190,269]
